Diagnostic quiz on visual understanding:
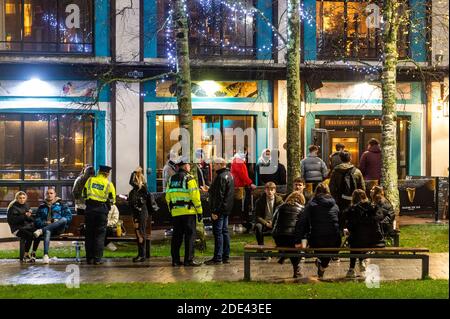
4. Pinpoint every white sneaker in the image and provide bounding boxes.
[358,259,367,272]
[106,242,117,251]
[346,268,356,278]
[33,229,43,238]
[43,254,50,264]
